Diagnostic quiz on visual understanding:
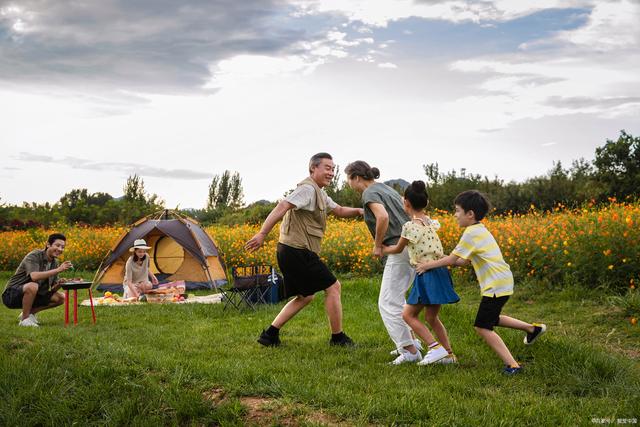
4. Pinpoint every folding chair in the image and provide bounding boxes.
[222,265,275,311]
